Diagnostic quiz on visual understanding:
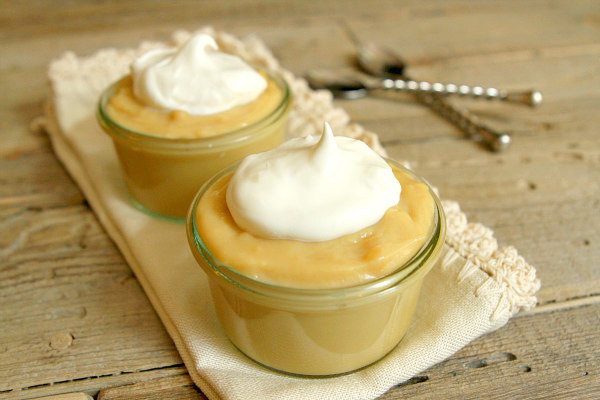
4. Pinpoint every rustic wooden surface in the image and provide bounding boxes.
[1,1,599,399]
